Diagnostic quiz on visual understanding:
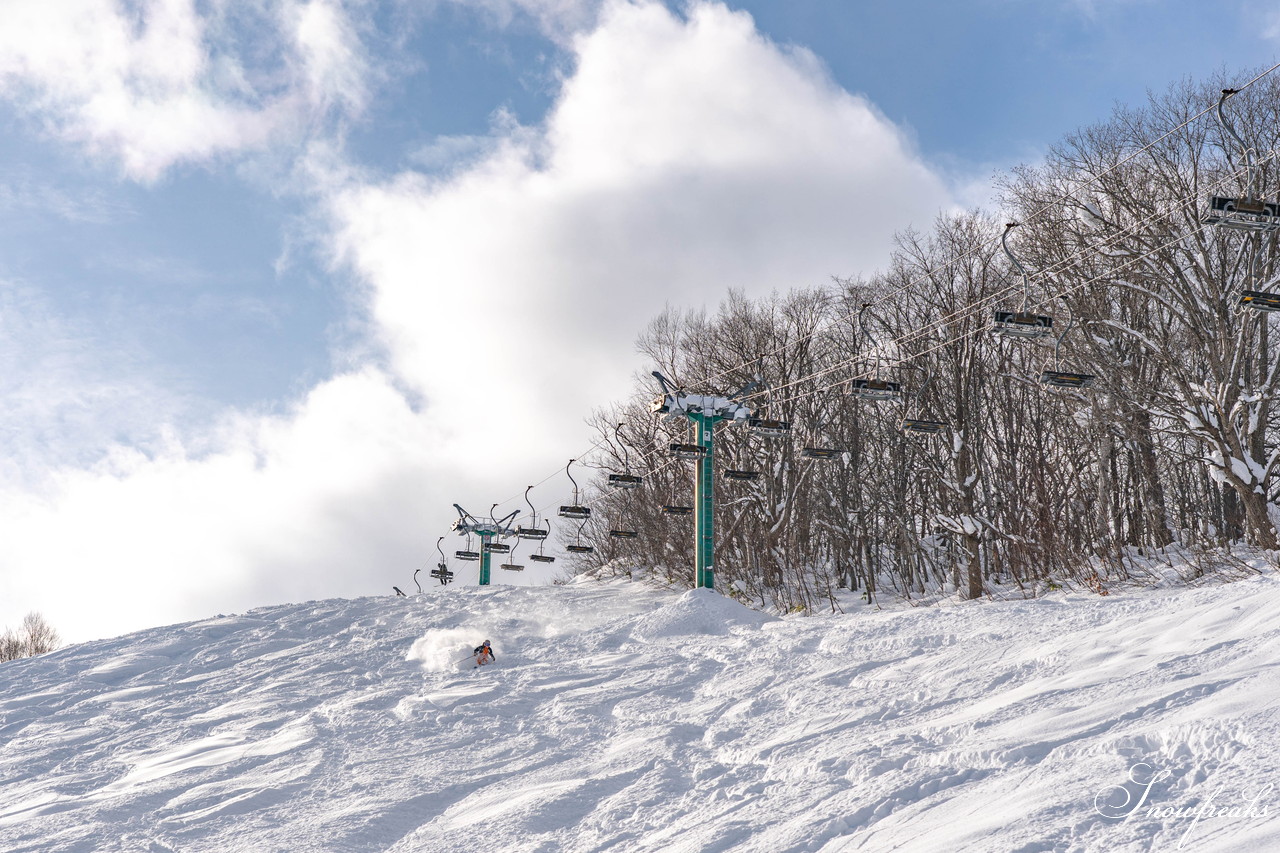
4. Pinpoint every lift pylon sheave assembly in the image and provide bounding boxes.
[1204,89,1280,234]
[991,223,1054,339]
[452,503,518,585]
[650,370,758,590]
